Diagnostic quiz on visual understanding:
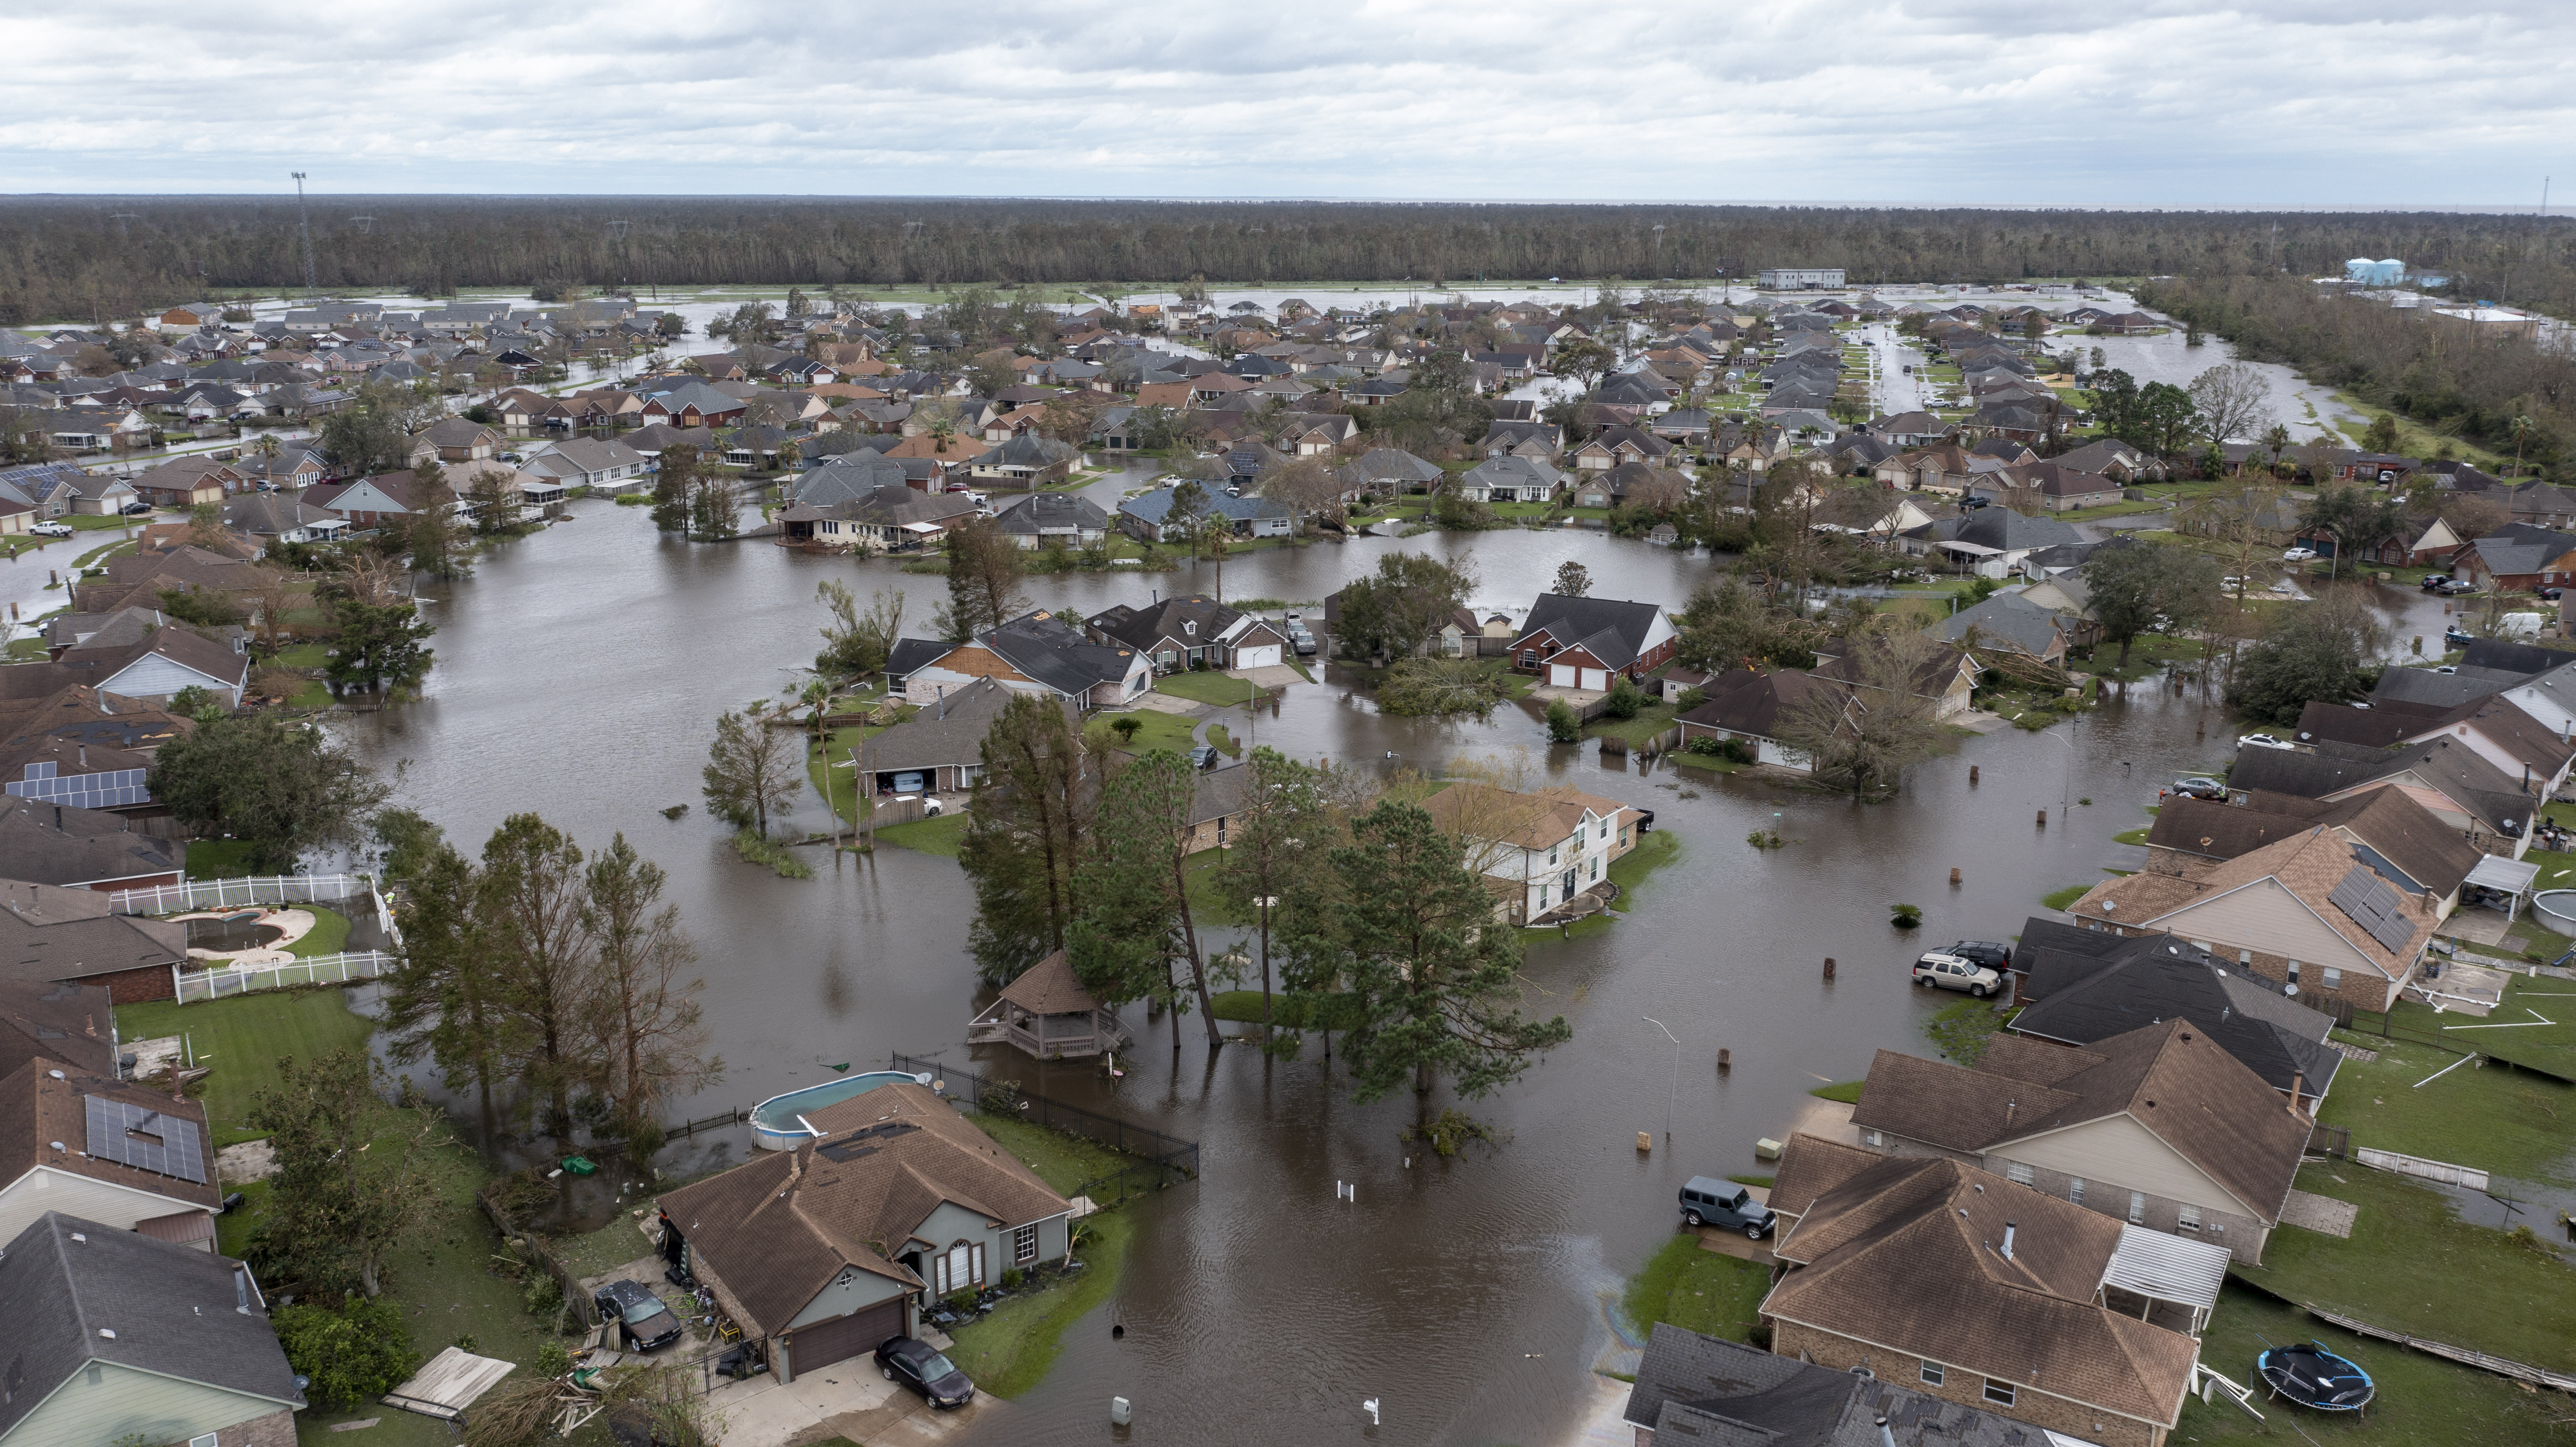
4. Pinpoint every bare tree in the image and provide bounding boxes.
[584,834,719,1144]
[2187,362,2275,445]
[1783,631,1947,799]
